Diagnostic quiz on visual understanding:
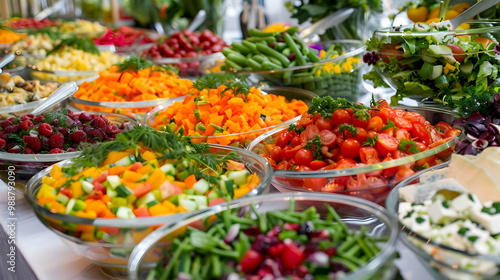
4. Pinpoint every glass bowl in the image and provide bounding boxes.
[24,144,272,277]
[247,107,460,205]
[369,21,500,104]
[27,66,100,83]
[386,162,500,279]
[142,87,316,148]
[232,40,366,102]
[128,192,399,280]
[149,52,224,77]
[0,112,138,185]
